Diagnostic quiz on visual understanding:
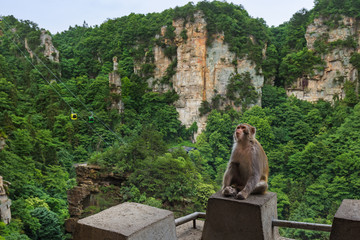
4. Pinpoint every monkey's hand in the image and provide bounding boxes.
[222,186,237,197]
